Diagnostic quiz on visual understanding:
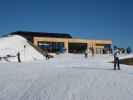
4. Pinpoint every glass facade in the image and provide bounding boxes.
[38,42,65,53]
